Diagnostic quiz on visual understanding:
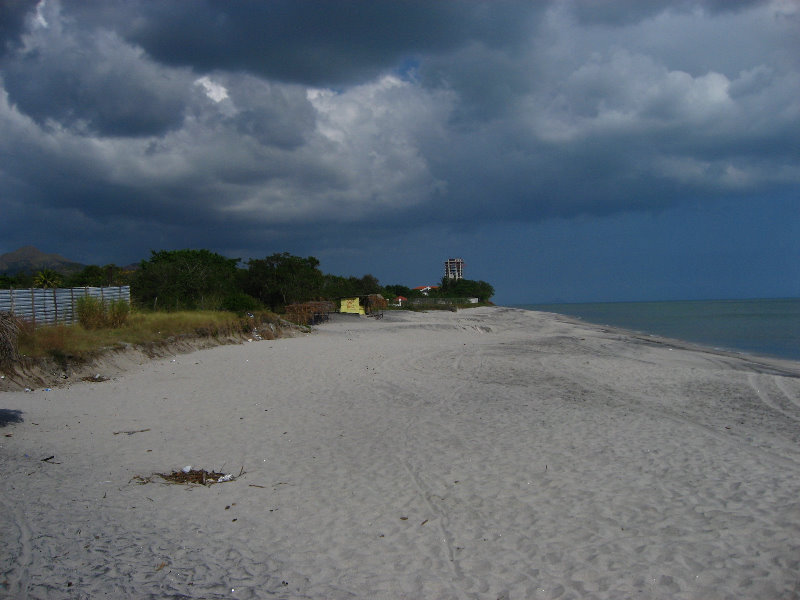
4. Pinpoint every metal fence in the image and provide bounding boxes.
[0,286,130,327]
